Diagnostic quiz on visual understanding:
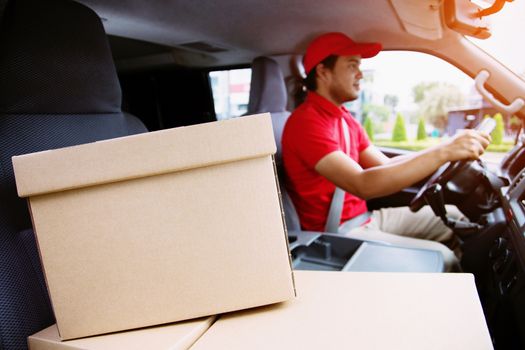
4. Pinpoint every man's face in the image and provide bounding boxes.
[322,55,363,104]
